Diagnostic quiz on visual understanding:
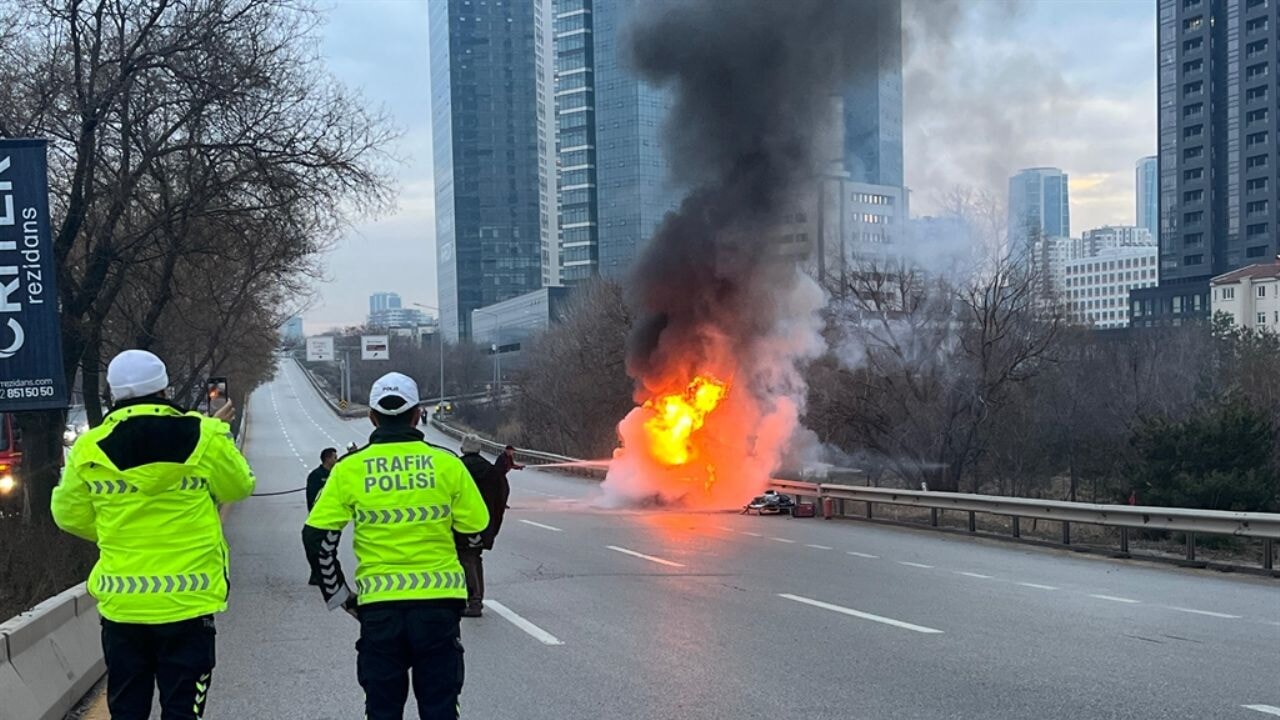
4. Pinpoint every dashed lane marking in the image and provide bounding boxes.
[1167,606,1241,620]
[1089,594,1141,604]
[741,531,762,537]
[770,537,796,544]
[1243,706,1280,717]
[606,545,686,568]
[956,572,993,579]
[1016,582,1058,591]
[847,551,879,559]
[780,593,945,635]
[483,600,564,646]
[805,544,833,550]
[518,519,564,532]
[898,561,934,569]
